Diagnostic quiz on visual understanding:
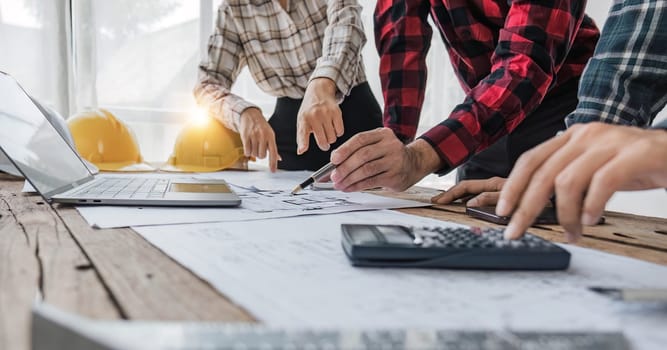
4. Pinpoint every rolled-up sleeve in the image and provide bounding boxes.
[194,4,258,132]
